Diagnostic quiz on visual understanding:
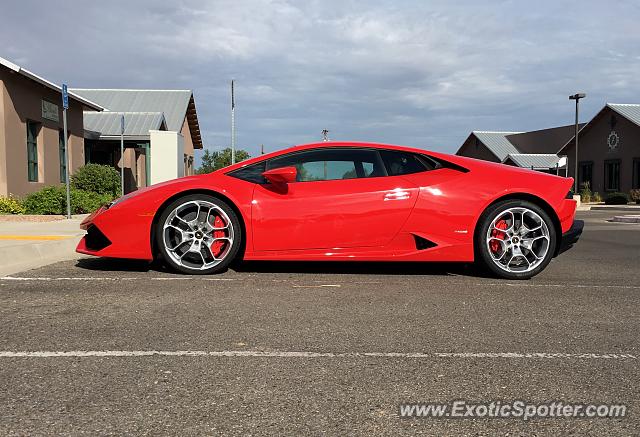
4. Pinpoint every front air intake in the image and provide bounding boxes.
[85,225,112,251]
